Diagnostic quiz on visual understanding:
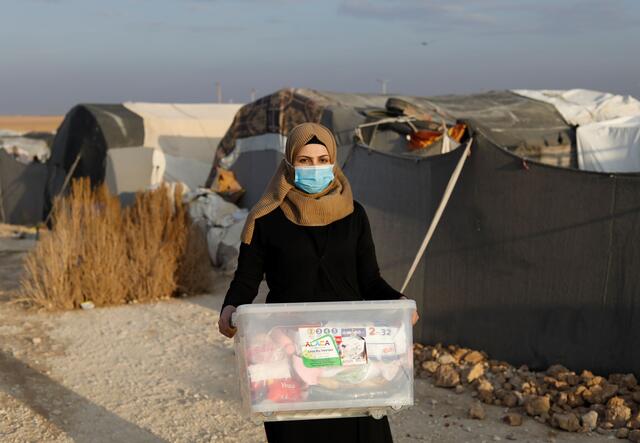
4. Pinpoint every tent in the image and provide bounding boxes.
[210,88,640,375]
[45,102,241,214]
[0,131,52,225]
[0,150,48,225]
